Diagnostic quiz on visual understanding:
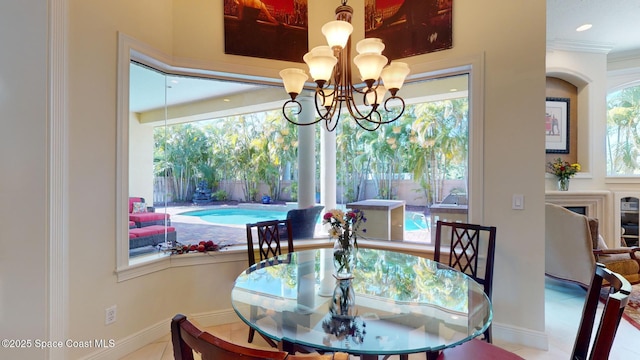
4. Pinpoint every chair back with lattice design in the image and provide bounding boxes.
[246,219,294,266]
[572,263,631,360]
[434,220,497,342]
